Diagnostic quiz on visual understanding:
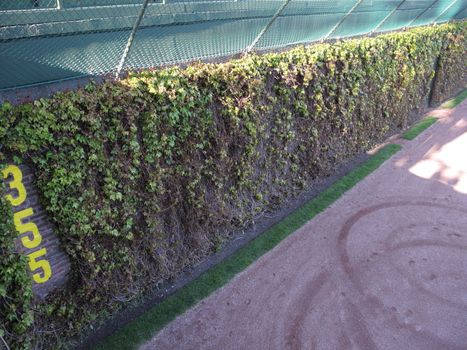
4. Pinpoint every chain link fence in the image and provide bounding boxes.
[0,0,466,92]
